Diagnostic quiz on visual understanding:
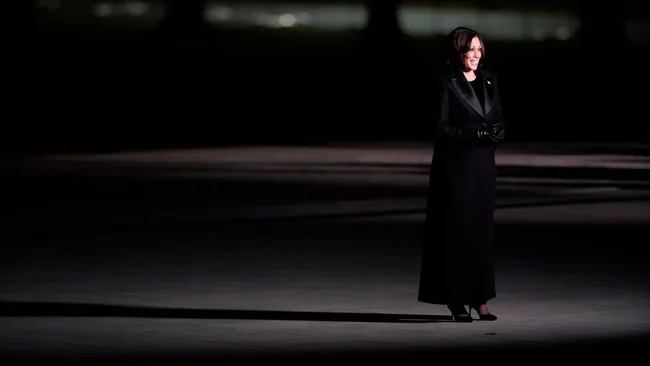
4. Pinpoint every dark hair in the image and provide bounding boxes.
[446,27,485,69]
